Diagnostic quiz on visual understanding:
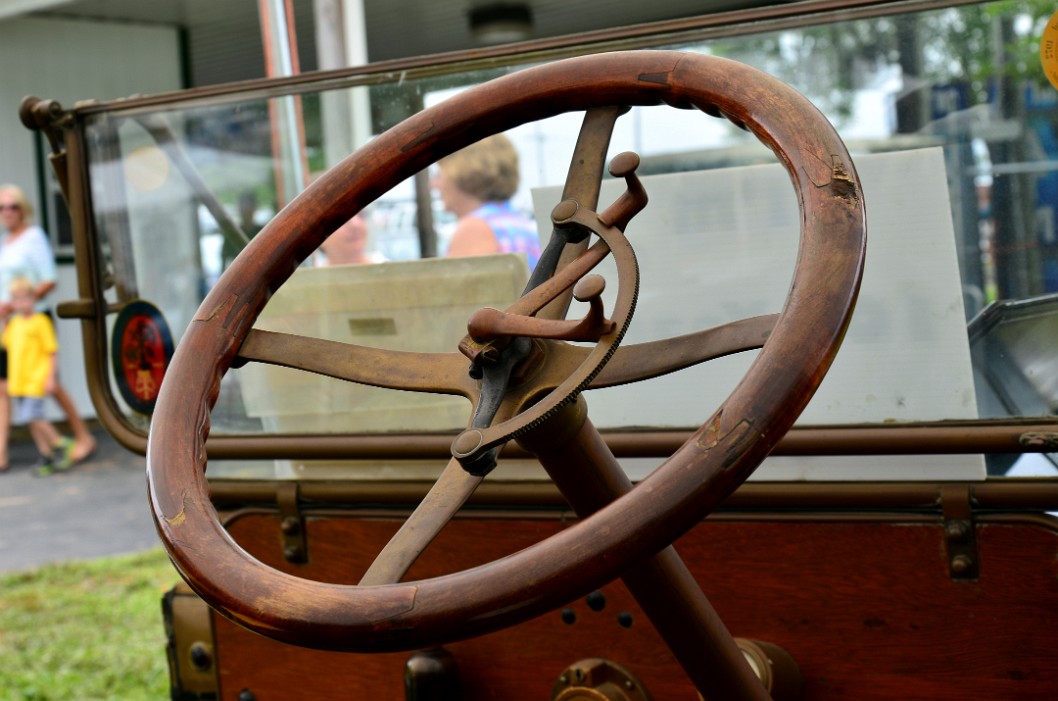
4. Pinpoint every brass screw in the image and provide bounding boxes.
[951,554,974,574]
[945,521,970,542]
